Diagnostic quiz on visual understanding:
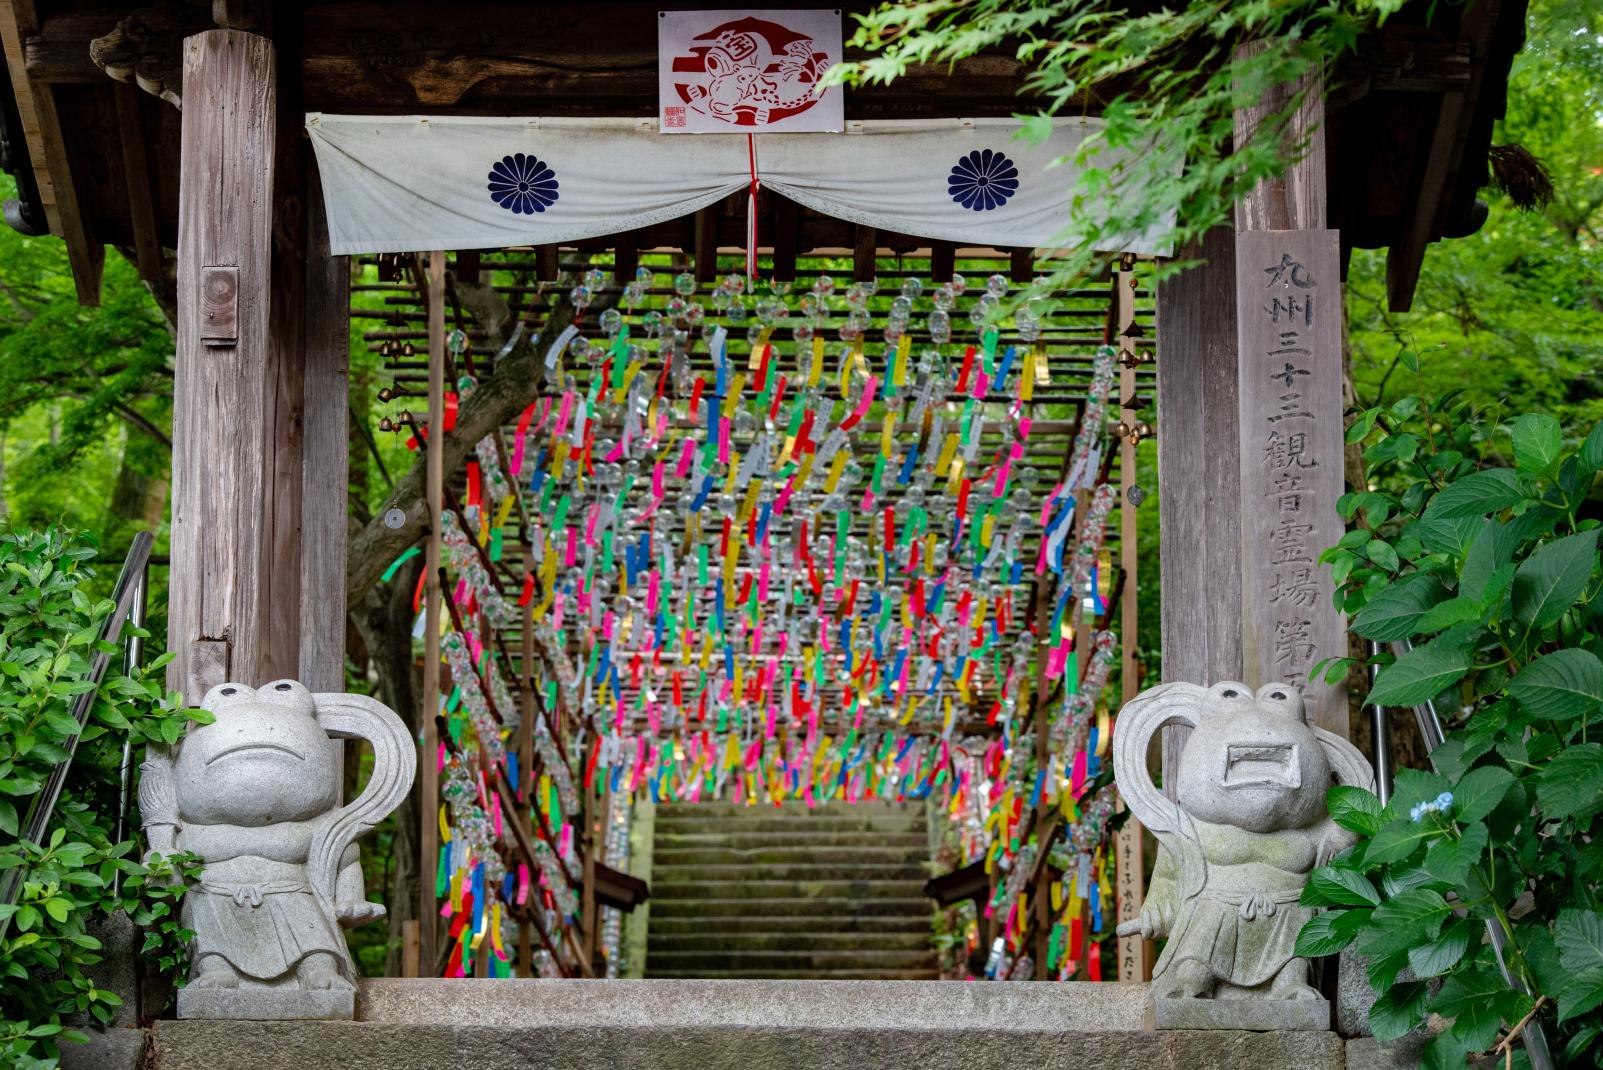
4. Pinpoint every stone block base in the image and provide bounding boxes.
[149,1021,1347,1070]
[177,988,355,1021]
[1148,996,1330,1032]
